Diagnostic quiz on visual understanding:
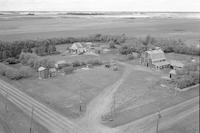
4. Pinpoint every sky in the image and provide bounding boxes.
[0,0,200,12]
